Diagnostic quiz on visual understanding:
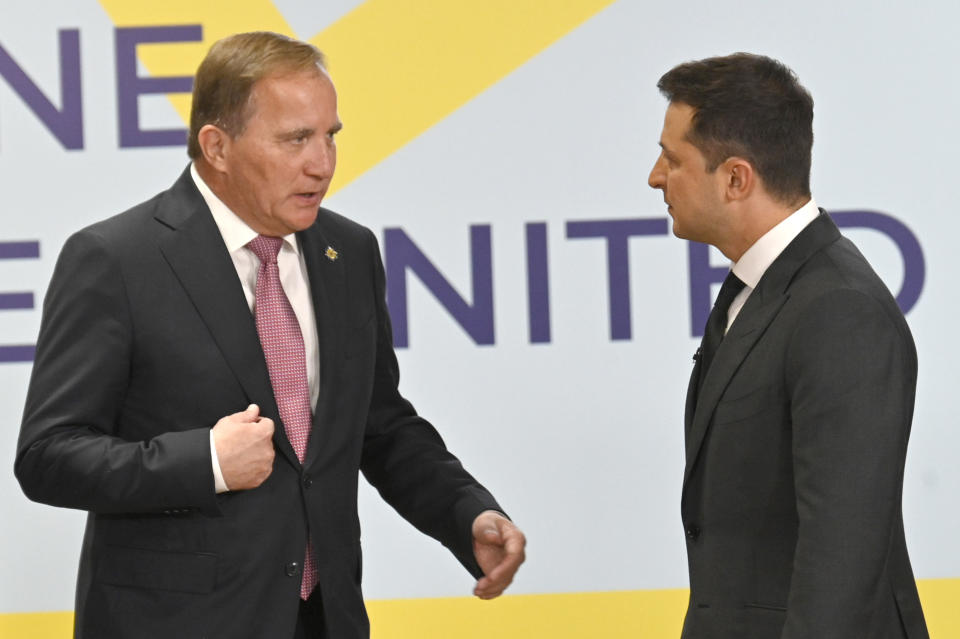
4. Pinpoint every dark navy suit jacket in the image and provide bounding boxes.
[16,167,500,638]
[680,212,928,639]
